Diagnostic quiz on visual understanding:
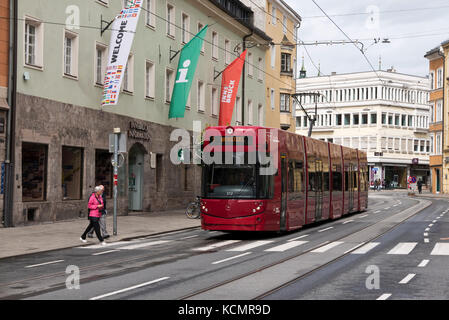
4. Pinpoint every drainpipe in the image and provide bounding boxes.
[3,0,17,227]
[438,48,445,193]
[242,28,253,125]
